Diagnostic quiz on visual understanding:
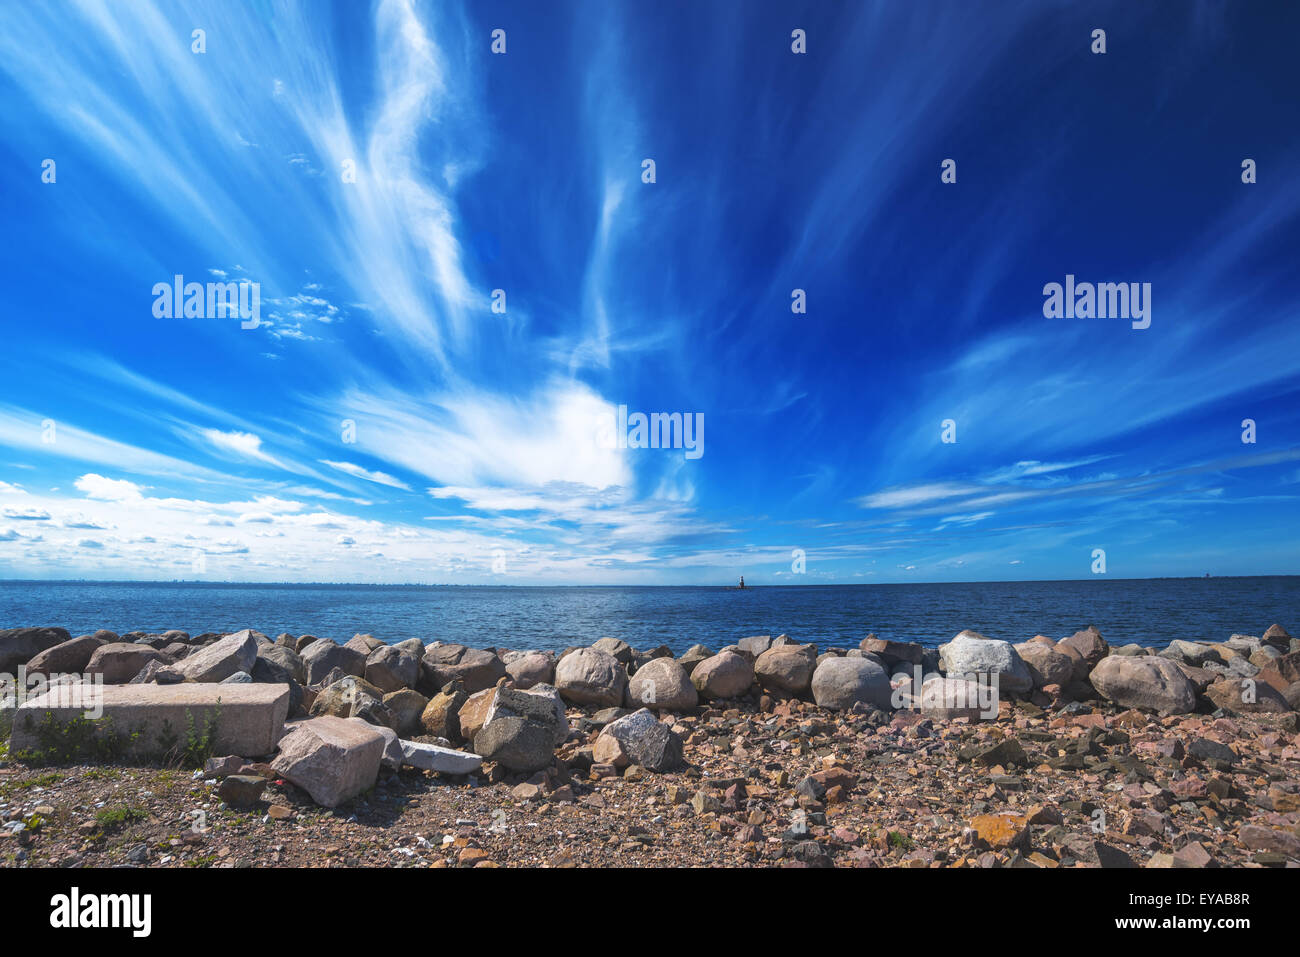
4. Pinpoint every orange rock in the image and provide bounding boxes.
[969,812,1030,850]
[458,847,490,866]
